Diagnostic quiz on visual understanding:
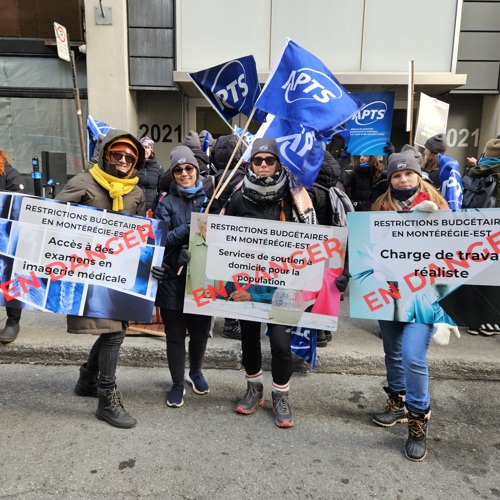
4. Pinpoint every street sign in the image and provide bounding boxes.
[53,22,70,62]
